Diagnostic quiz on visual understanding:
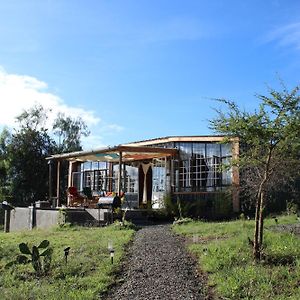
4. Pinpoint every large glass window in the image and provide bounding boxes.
[124,166,138,193]
[171,141,232,192]
[152,158,166,192]
[221,144,232,186]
